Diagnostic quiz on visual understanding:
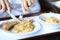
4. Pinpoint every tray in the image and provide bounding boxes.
[0,16,60,40]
